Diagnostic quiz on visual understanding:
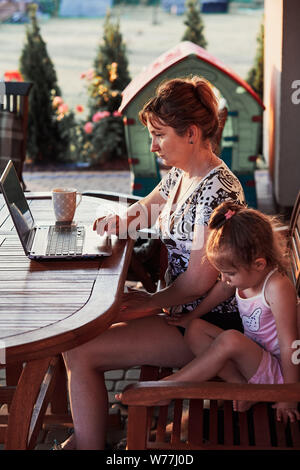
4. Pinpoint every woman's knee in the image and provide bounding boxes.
[63,346,87,371]
[185,318,210,349]
[186,318,204,337]
[63,339,102,372]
